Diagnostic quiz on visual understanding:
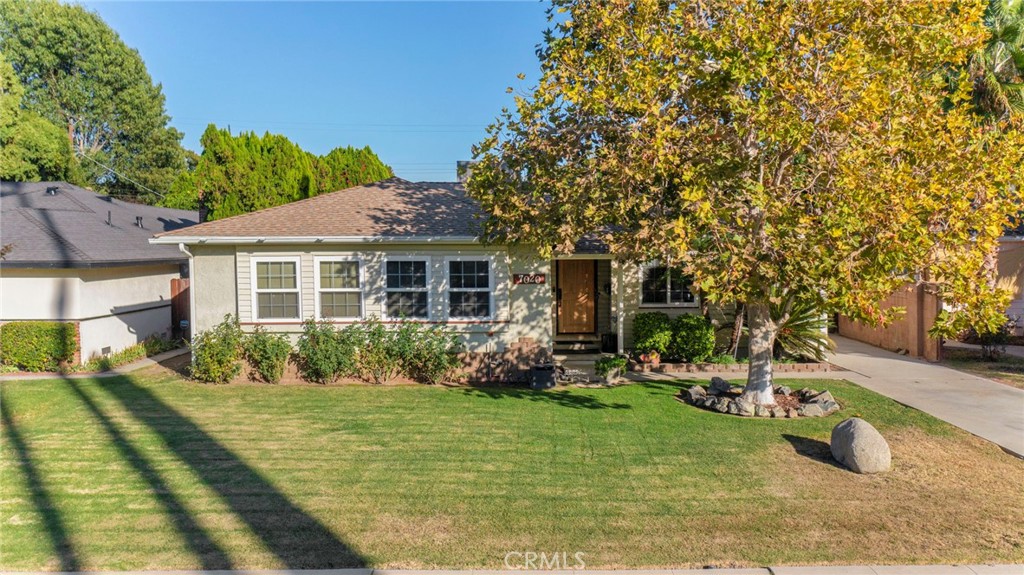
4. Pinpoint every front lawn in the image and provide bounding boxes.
[942,347,1024,390]
[2,364,1022,571]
